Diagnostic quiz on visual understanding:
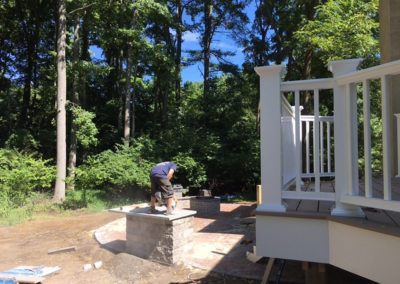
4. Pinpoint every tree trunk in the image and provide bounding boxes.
[124,7,139,146]
[118,50,124,135]
[130,63,138,138]
[162,84,169,124]
[54,0,67,203]
[203,0,213,98]
[175,0,183,109]
[124,47,132,146]
[67,16,81,191]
